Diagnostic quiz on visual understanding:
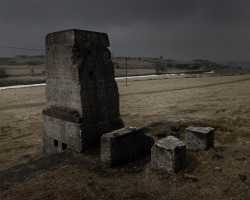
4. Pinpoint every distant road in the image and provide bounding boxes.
[0,71,214,91]
[0,83,46,90]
